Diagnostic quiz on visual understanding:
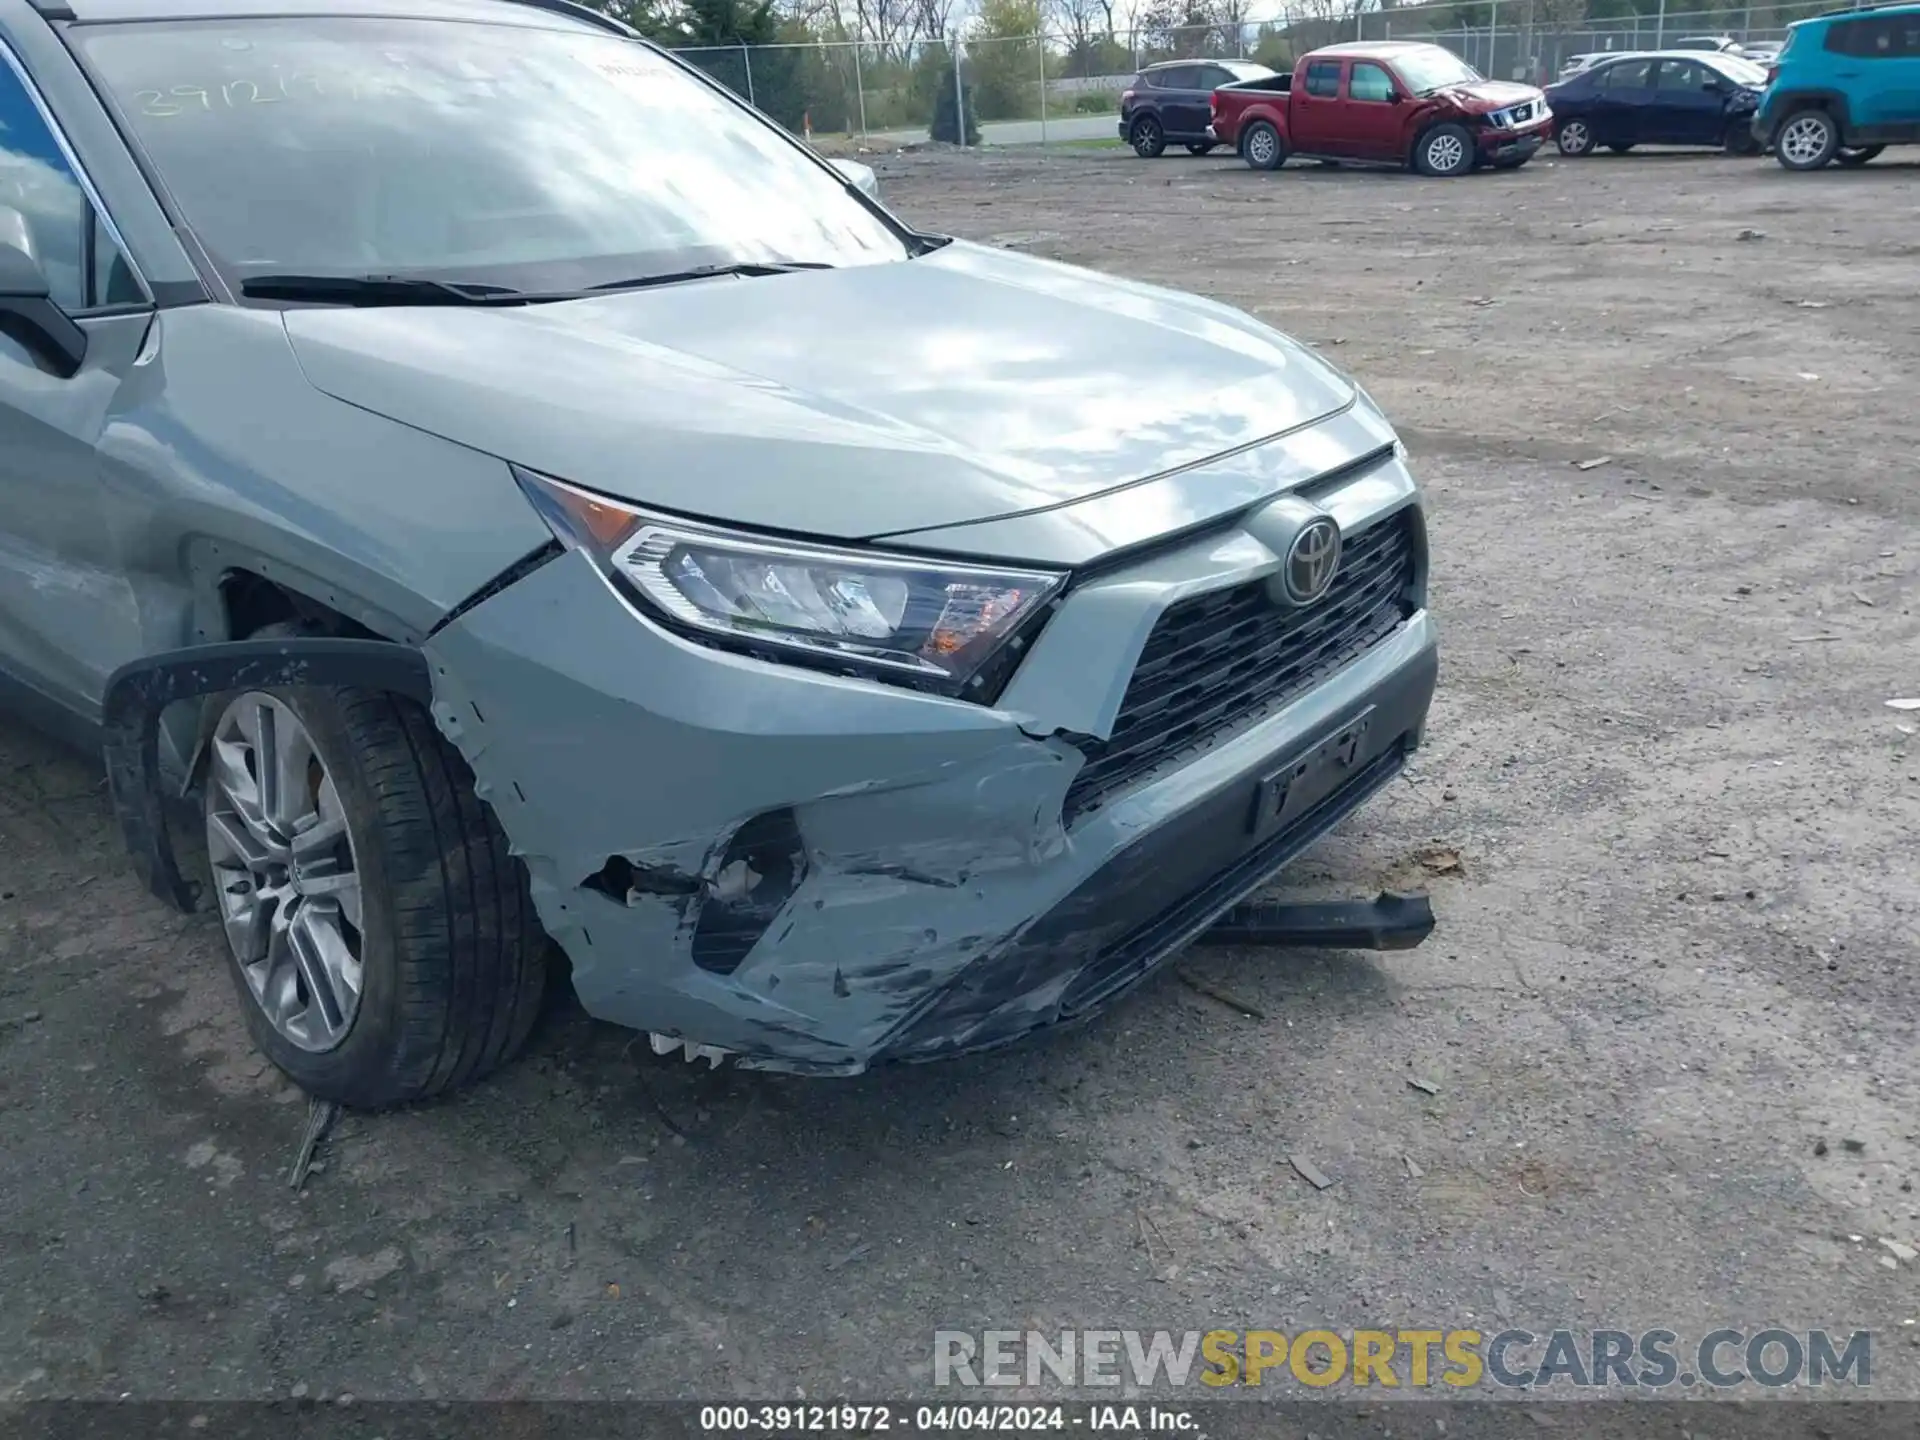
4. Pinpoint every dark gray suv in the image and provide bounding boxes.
[1119,57,1275,156]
